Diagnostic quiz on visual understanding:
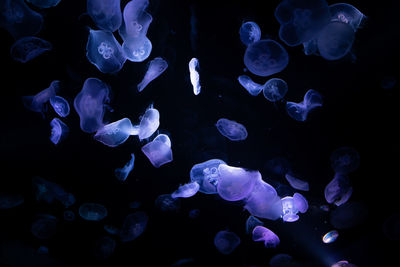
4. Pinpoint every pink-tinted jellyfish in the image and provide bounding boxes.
[324,173,352,206]
[214,230,241,255]
[10,36,52,63]
[245,215,264,234]
[281,196,299,222]
[293,192,309,213]
[331,260,358,267]
[190,159,226,194]
[141,134,173,168]
[87,0,122,32]
[252,226,280,248]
